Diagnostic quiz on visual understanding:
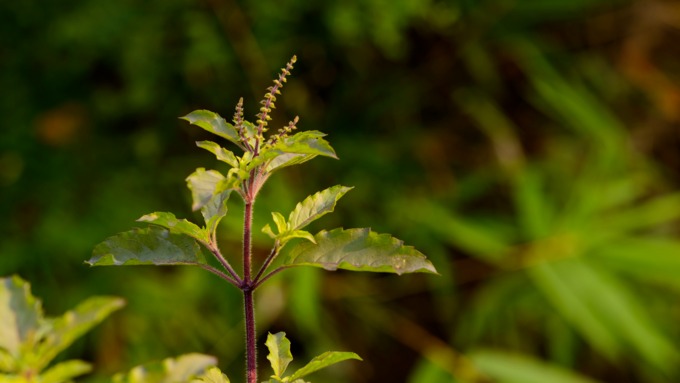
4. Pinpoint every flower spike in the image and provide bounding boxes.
[256,56,297,138]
